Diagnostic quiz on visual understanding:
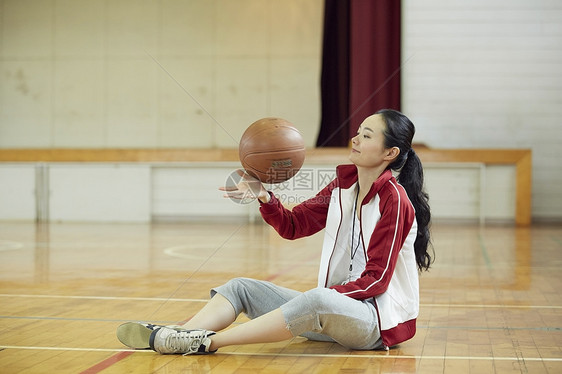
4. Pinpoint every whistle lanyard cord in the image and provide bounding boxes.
[350,187,361,271]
